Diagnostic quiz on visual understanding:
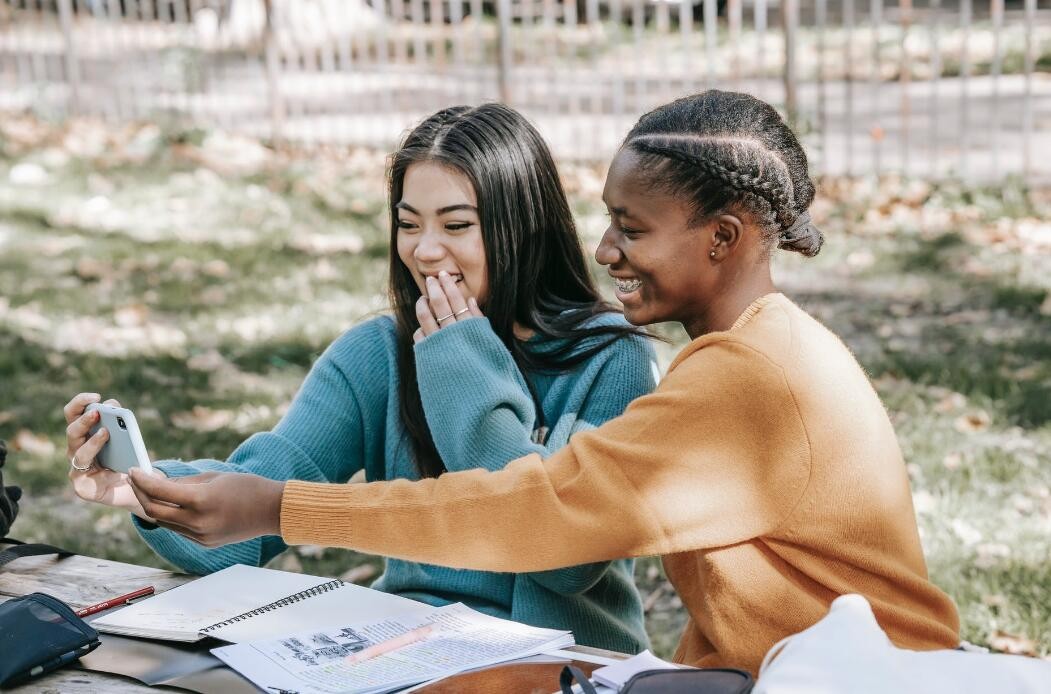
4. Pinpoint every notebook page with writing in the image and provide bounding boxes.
[205,579,431,644]
[92,565,353,642]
